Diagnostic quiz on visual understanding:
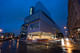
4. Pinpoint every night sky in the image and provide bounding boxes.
[0,0,68,35]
